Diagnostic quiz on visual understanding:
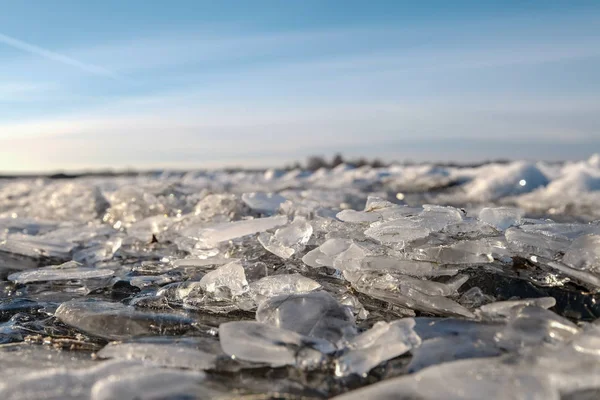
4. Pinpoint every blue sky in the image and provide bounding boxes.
[0,1,599,172]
